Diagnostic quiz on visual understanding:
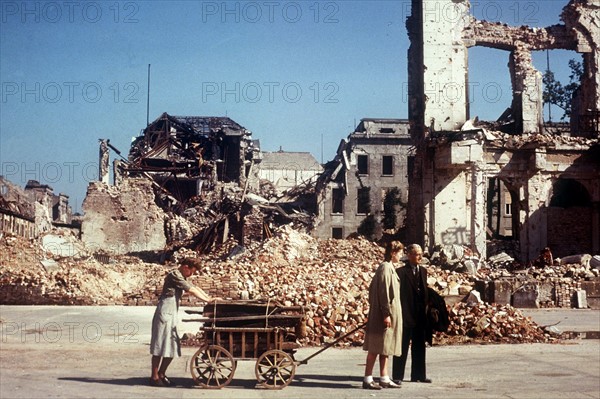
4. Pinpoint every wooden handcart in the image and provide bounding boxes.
[183,300,365,390]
